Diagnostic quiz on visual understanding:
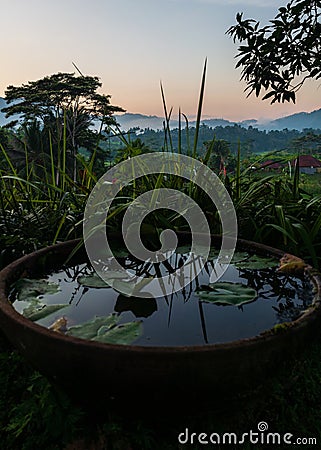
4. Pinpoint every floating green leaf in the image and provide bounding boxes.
[206,251,278,269]
[112,277,153,297]
[13,278,60,302]
[92,321,143,345]
[67,314,119,340]
[234,254,279,270]
[23,303,68,321]
[77,271,125,288]
[211,250,248,264]
[197,282,257,306]
[231,252,250,263]
[67,313,142,345]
